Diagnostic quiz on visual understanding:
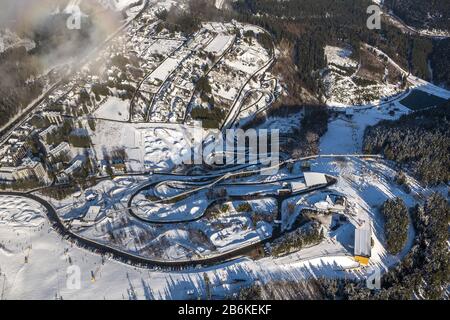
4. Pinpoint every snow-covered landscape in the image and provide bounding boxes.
[0,154,433,299]
[0,0,449,303]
